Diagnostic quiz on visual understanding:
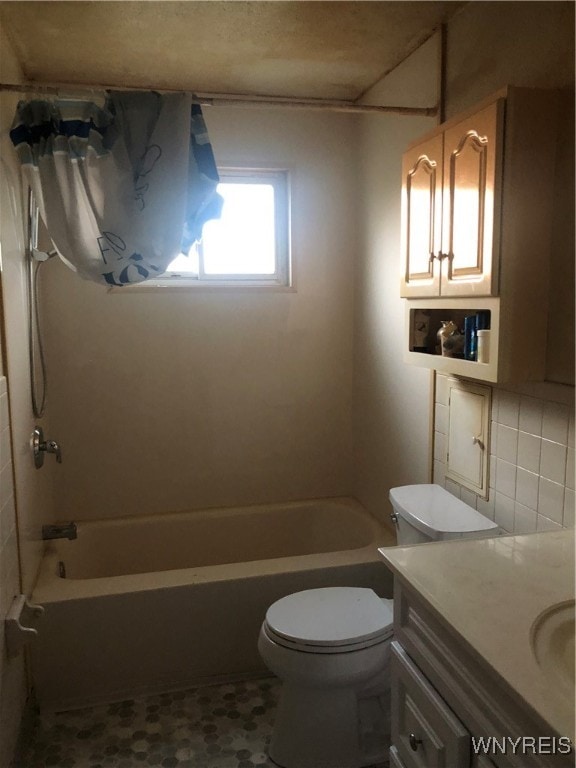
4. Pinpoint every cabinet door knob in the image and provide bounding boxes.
[409,733,423,751]
[472,435,485,450]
